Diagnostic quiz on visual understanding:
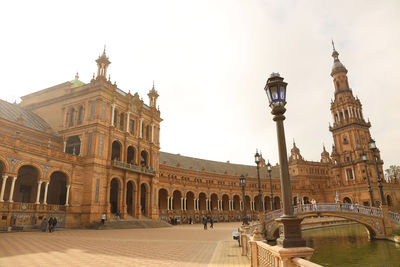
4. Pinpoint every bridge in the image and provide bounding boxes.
[264,203,400,240]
